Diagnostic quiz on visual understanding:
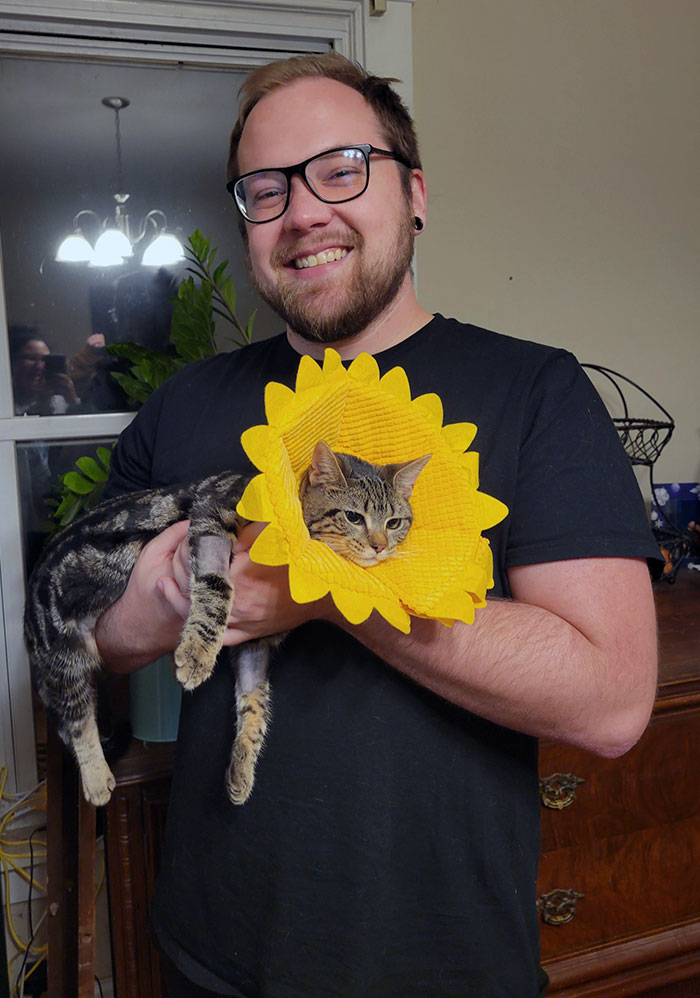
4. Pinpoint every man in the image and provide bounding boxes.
[96,53,659,997]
